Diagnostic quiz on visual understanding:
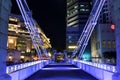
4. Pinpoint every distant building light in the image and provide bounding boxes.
[111,24,115,30]
[26,48,31,53]
[74,6,78,9]
[48,52,51,57]
[80,9,85,11]
[20,56,25,59]
[9,39,14,44]
[9,17,18,22]
[21,51,25,53]
[80,5,84,7]
[68,46,77,49]
[9,56,13,59]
